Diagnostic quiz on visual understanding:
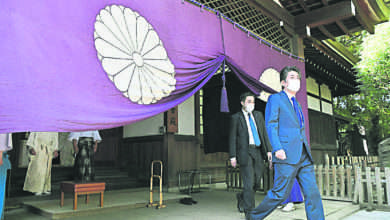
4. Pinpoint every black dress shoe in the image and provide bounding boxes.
[236,193,244,213]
